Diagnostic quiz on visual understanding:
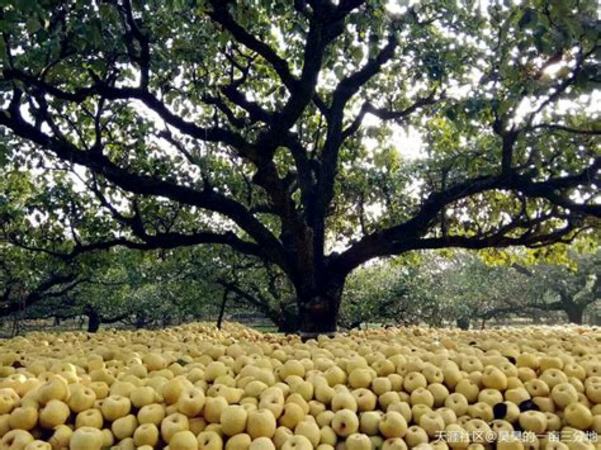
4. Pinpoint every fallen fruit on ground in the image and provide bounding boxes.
[1,322,601,449]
